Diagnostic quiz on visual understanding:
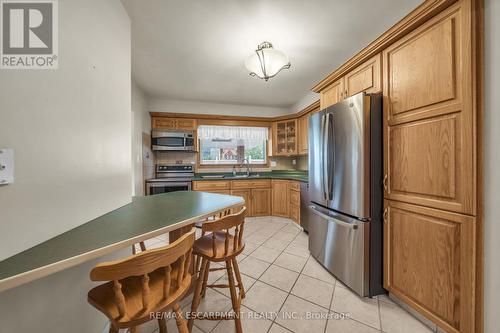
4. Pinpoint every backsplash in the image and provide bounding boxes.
[151,151,304,173]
